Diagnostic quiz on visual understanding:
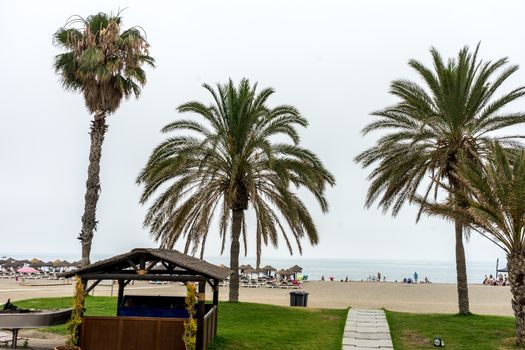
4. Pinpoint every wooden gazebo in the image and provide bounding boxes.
[62,248,230,350]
